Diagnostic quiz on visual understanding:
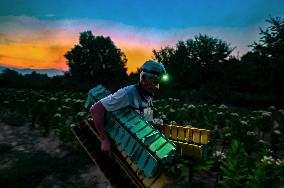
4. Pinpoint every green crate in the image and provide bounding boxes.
[86,85,176,177]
